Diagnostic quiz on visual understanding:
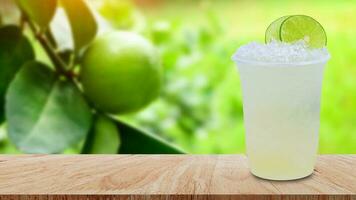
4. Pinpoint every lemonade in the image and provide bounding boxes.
[232,15,330,180]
